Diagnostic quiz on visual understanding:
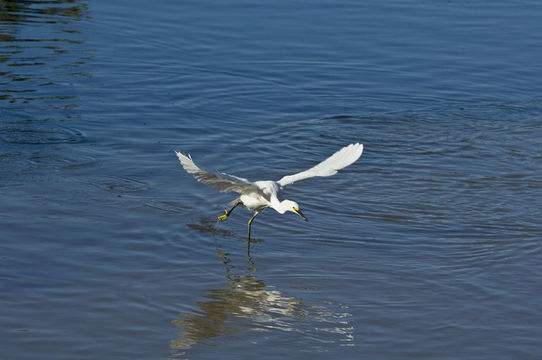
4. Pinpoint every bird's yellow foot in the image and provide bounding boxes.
[217,208,229,221]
